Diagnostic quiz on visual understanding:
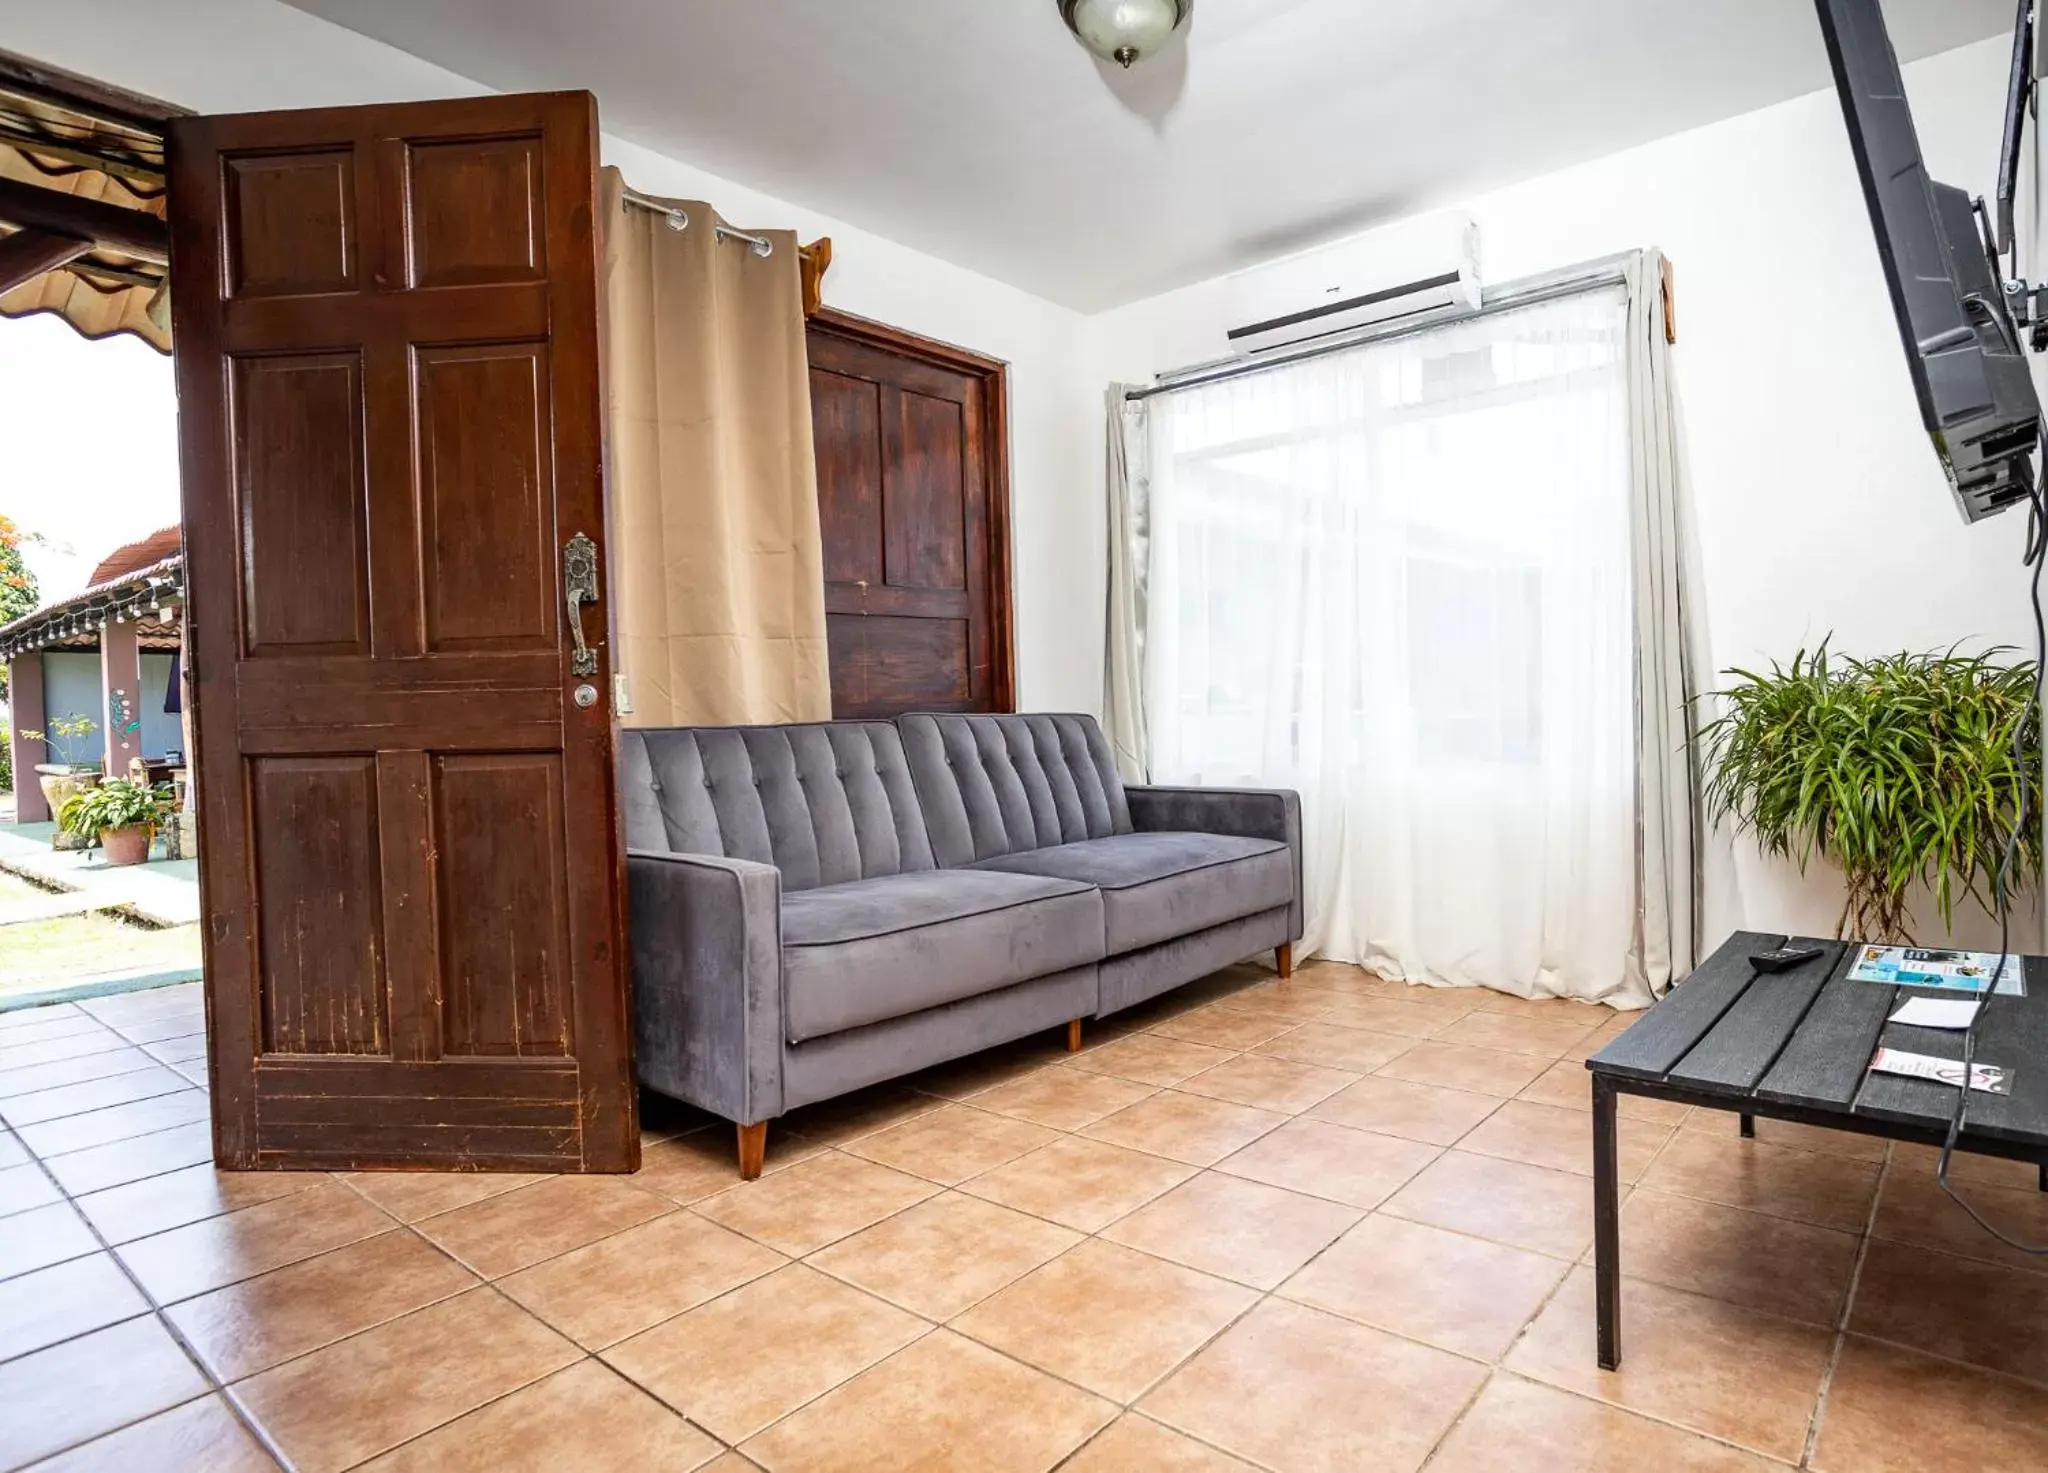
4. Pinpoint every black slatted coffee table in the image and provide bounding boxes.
[1586,929,2048,1370]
